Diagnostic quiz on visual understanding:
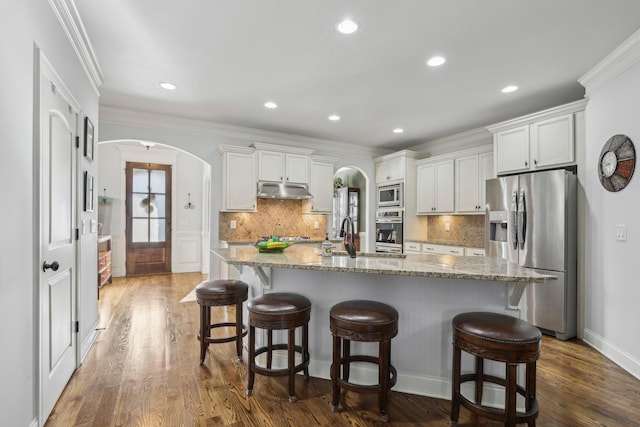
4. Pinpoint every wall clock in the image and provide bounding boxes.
[598,134,635,192]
